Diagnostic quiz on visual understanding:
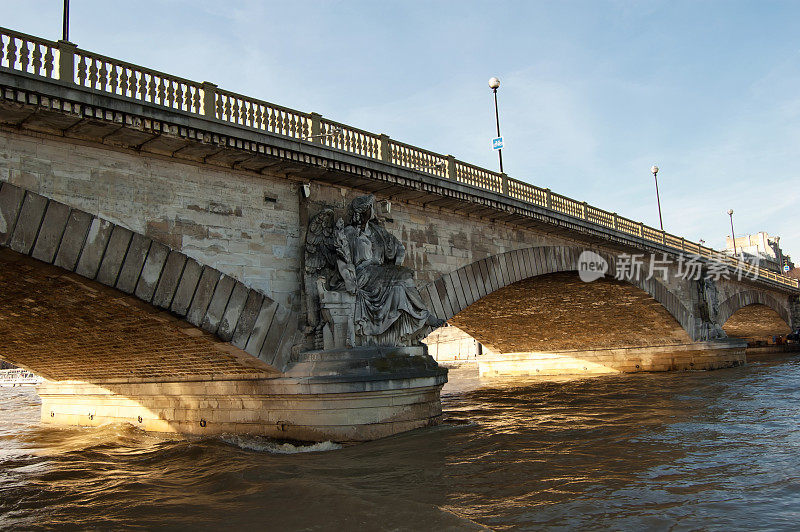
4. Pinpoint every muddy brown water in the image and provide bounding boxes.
[3,357,800,530]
